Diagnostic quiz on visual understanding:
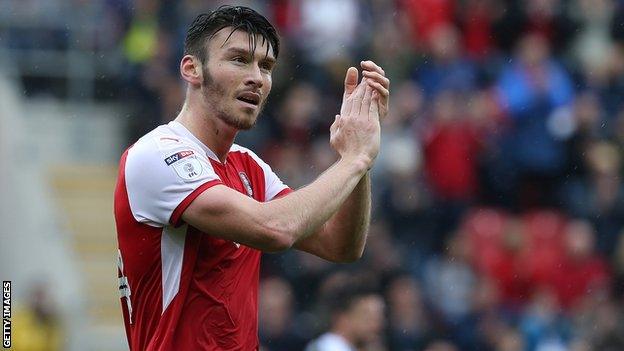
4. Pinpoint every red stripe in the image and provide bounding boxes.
[169,179,223,226]
[273,187,293,200]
